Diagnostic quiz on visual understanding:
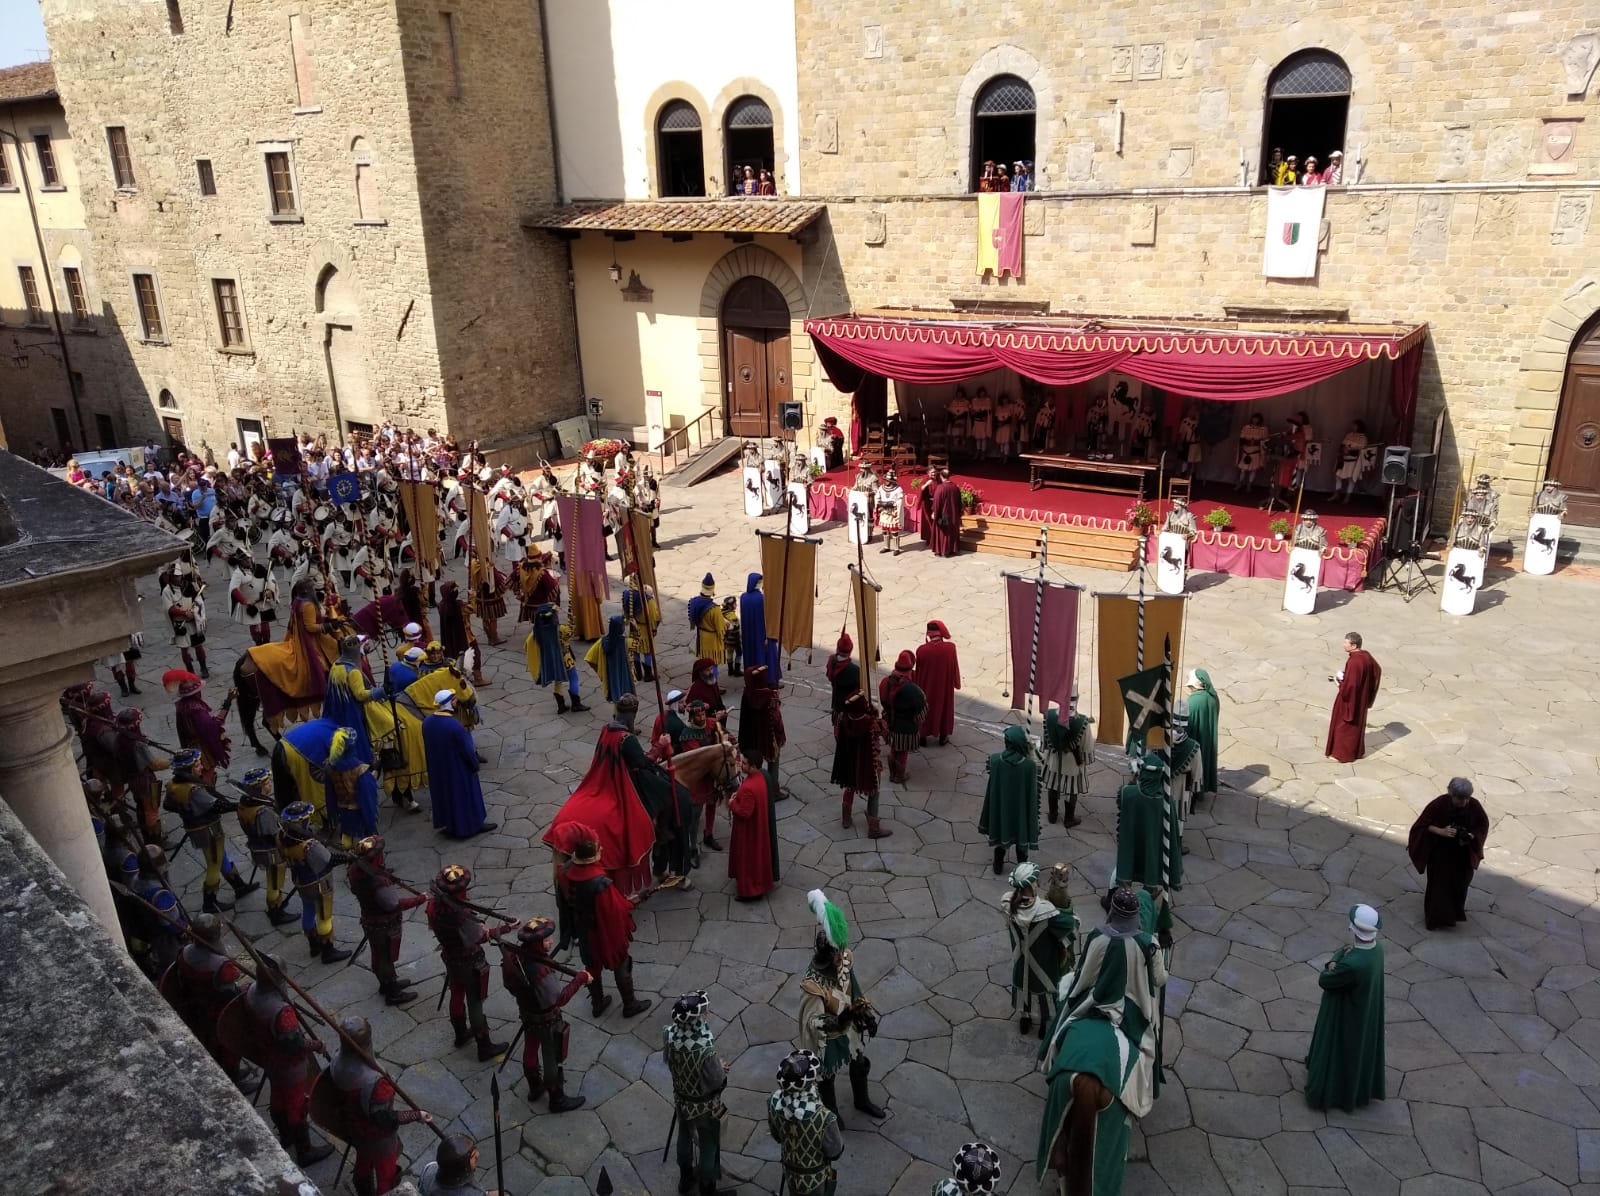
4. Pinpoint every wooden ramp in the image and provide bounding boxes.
[959,513,1140,570]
